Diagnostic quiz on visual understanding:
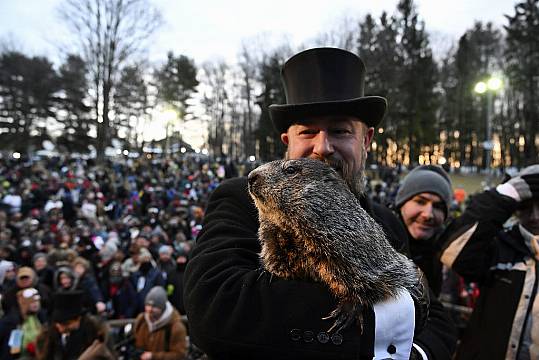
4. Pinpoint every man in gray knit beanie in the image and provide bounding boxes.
[396,165,453,219]
[394,165,453,296]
